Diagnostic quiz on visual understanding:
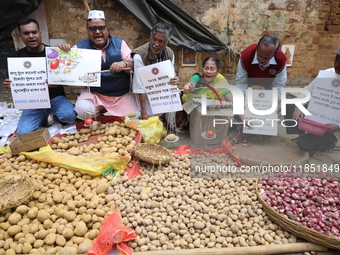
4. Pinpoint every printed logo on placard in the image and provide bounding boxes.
[151,67,159,75]
[331,78,340,88]
[23,61,32,69]
[258,92,265,98]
